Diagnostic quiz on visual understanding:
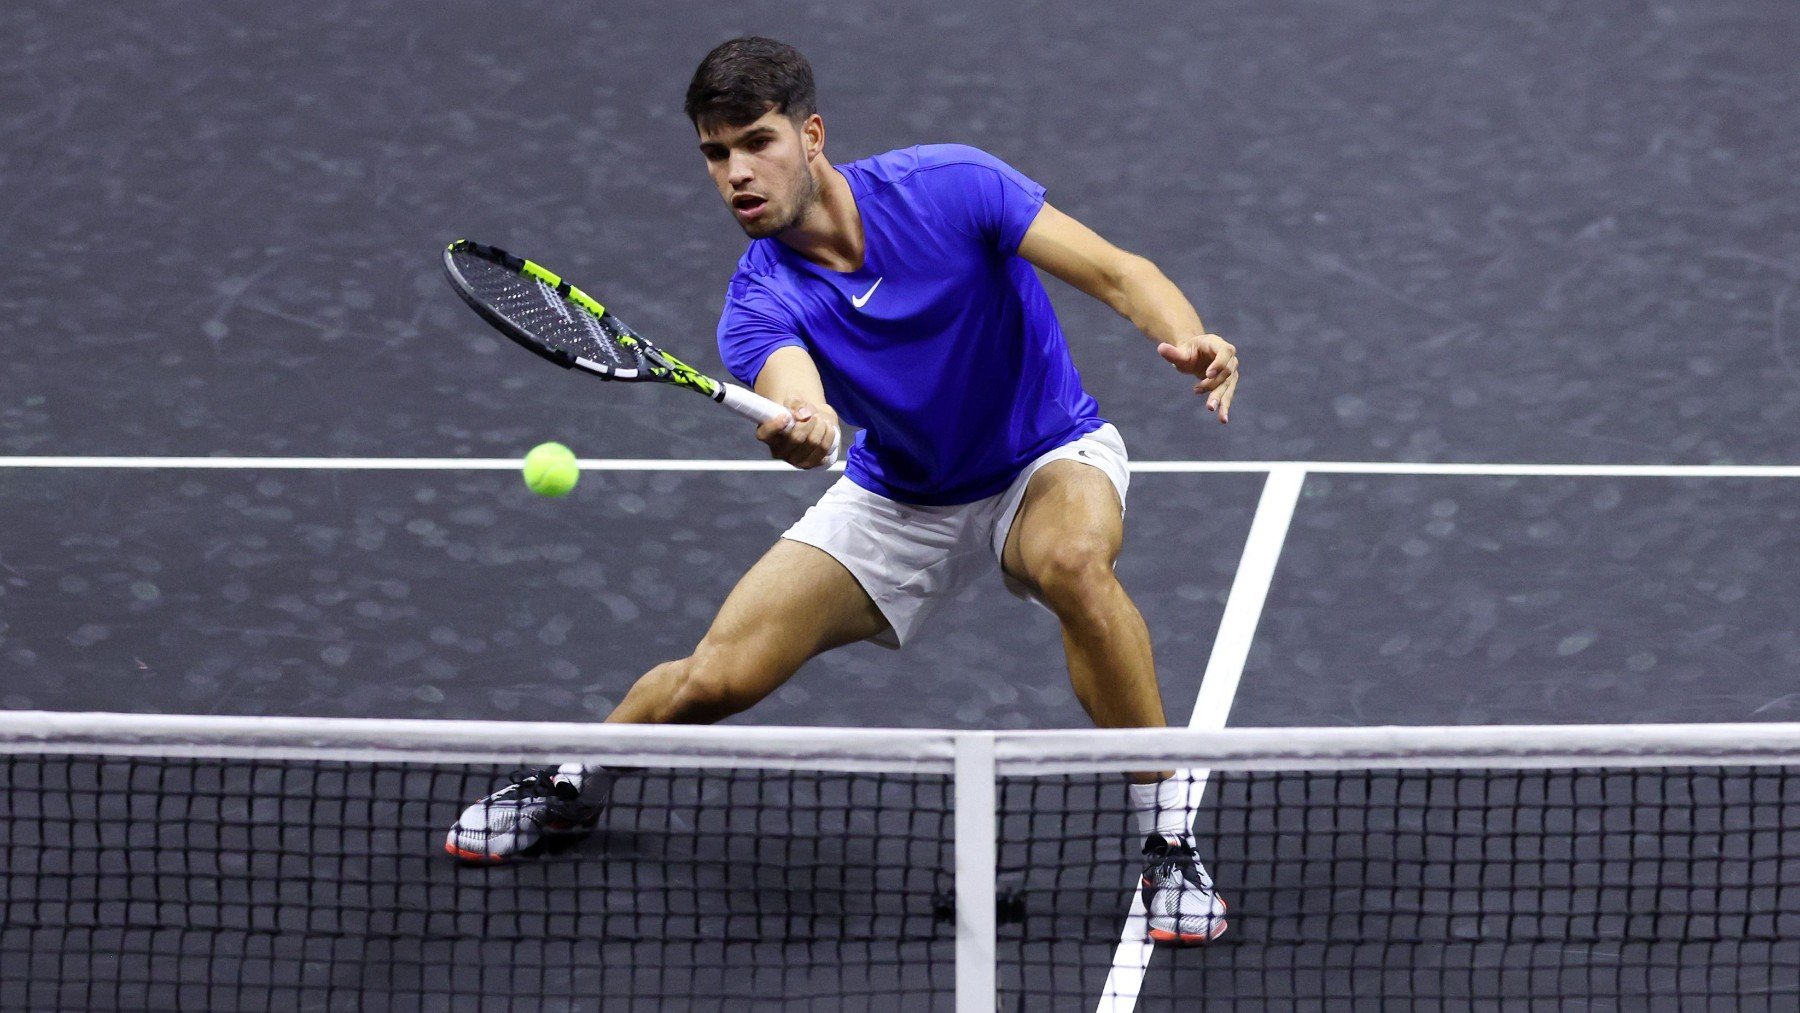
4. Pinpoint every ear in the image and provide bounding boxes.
[802,113,826,161]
